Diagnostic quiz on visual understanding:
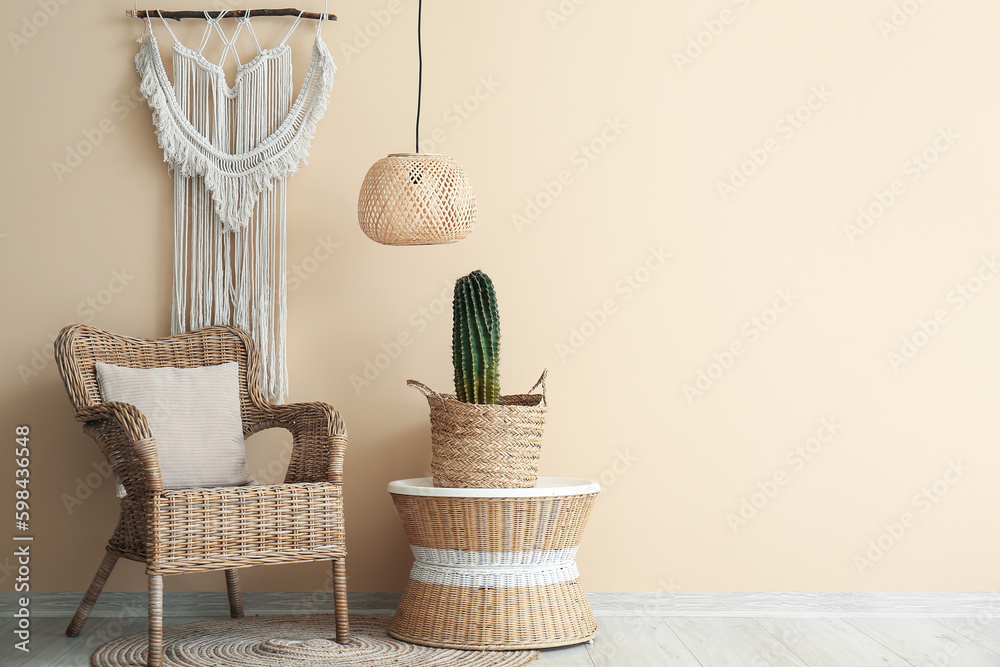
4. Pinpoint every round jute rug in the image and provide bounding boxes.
[91,615,539,667]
